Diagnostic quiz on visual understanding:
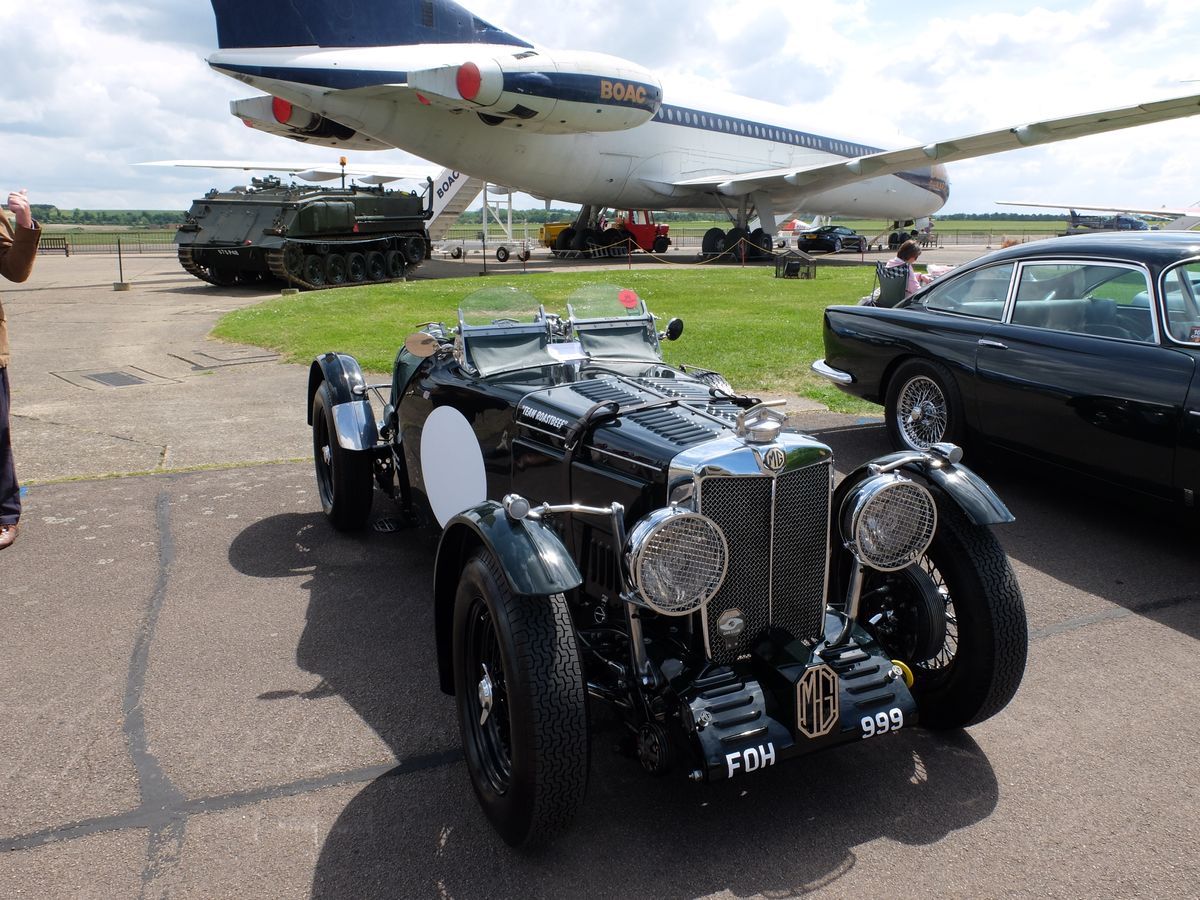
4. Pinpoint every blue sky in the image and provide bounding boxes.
[3,0,1197,216]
